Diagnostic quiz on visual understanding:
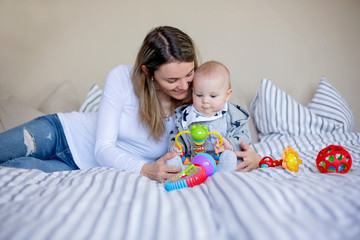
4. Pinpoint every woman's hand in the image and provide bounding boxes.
[140,152,182,182]
[234,141,261,172]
